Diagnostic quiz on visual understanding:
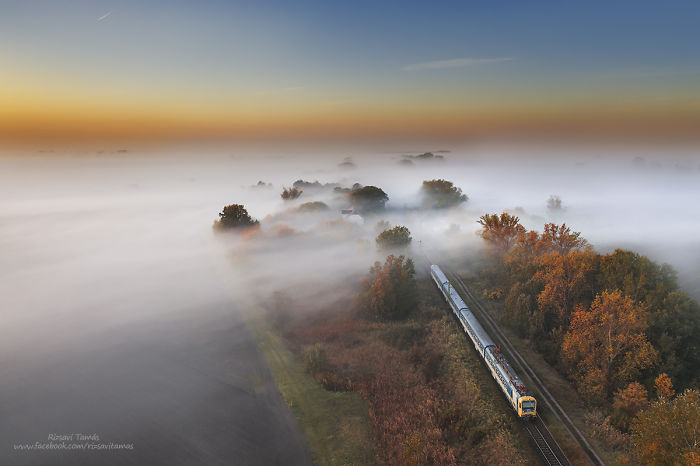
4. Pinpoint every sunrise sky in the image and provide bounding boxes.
[2,0,700,143]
